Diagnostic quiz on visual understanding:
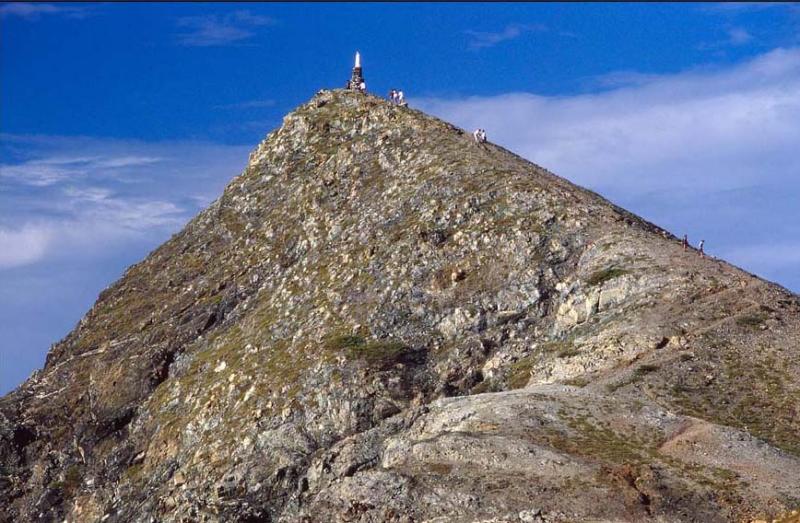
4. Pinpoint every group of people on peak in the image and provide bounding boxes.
[682,234,706,257]
[473,128,488,144]
[388,89,406,106]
